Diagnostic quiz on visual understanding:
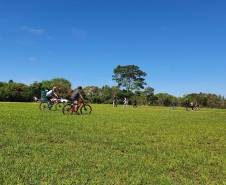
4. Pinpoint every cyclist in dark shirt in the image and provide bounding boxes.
[113,96,118,107]
[71,86,85,111]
